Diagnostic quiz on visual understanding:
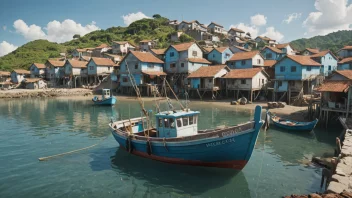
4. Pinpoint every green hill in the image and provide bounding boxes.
[291,30,352,53]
